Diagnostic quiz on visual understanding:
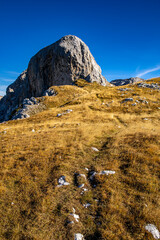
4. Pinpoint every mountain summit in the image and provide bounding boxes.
[0,35,108,122]
[110,77,144,86]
